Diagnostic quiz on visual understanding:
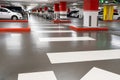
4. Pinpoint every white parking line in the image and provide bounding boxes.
[33,27,65,28]
[39,37,95,42]
[32,30,75,33]
[47,49,120,64]
[39,26,65,29]
[18,71,57,80]
[11,34,22,37]
[30,24,60,25]
[80,67,120,80]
